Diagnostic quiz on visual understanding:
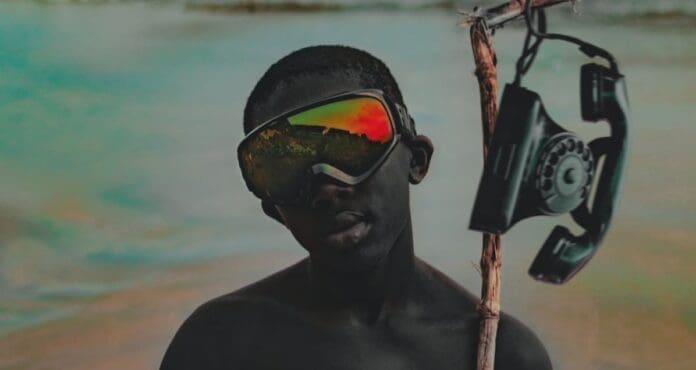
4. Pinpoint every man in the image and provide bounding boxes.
[161,45,551,370]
